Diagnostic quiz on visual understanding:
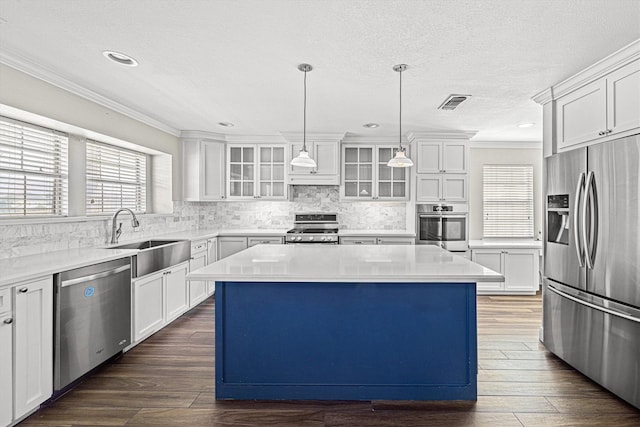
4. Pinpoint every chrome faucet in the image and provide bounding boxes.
[110,208,140,244]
